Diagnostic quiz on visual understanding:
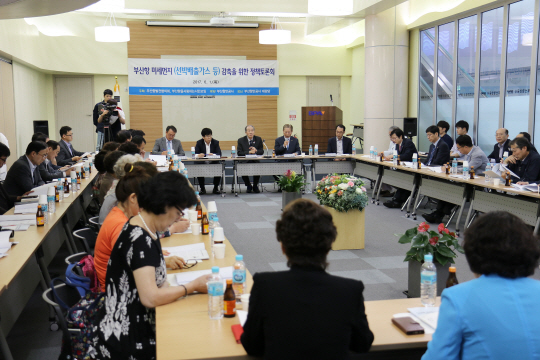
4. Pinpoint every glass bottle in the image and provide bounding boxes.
[201,212,209,235]
[446,266,459,288]
[36,205,45,227]
[223,279,236,318]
